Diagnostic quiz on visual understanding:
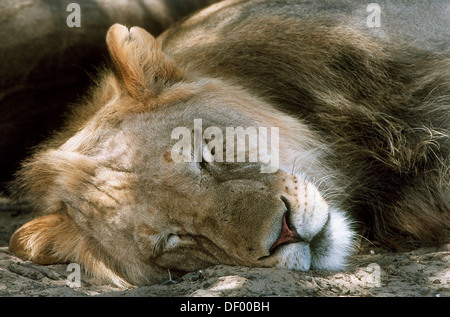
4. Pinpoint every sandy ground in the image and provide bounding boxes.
[0,206,448,297]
